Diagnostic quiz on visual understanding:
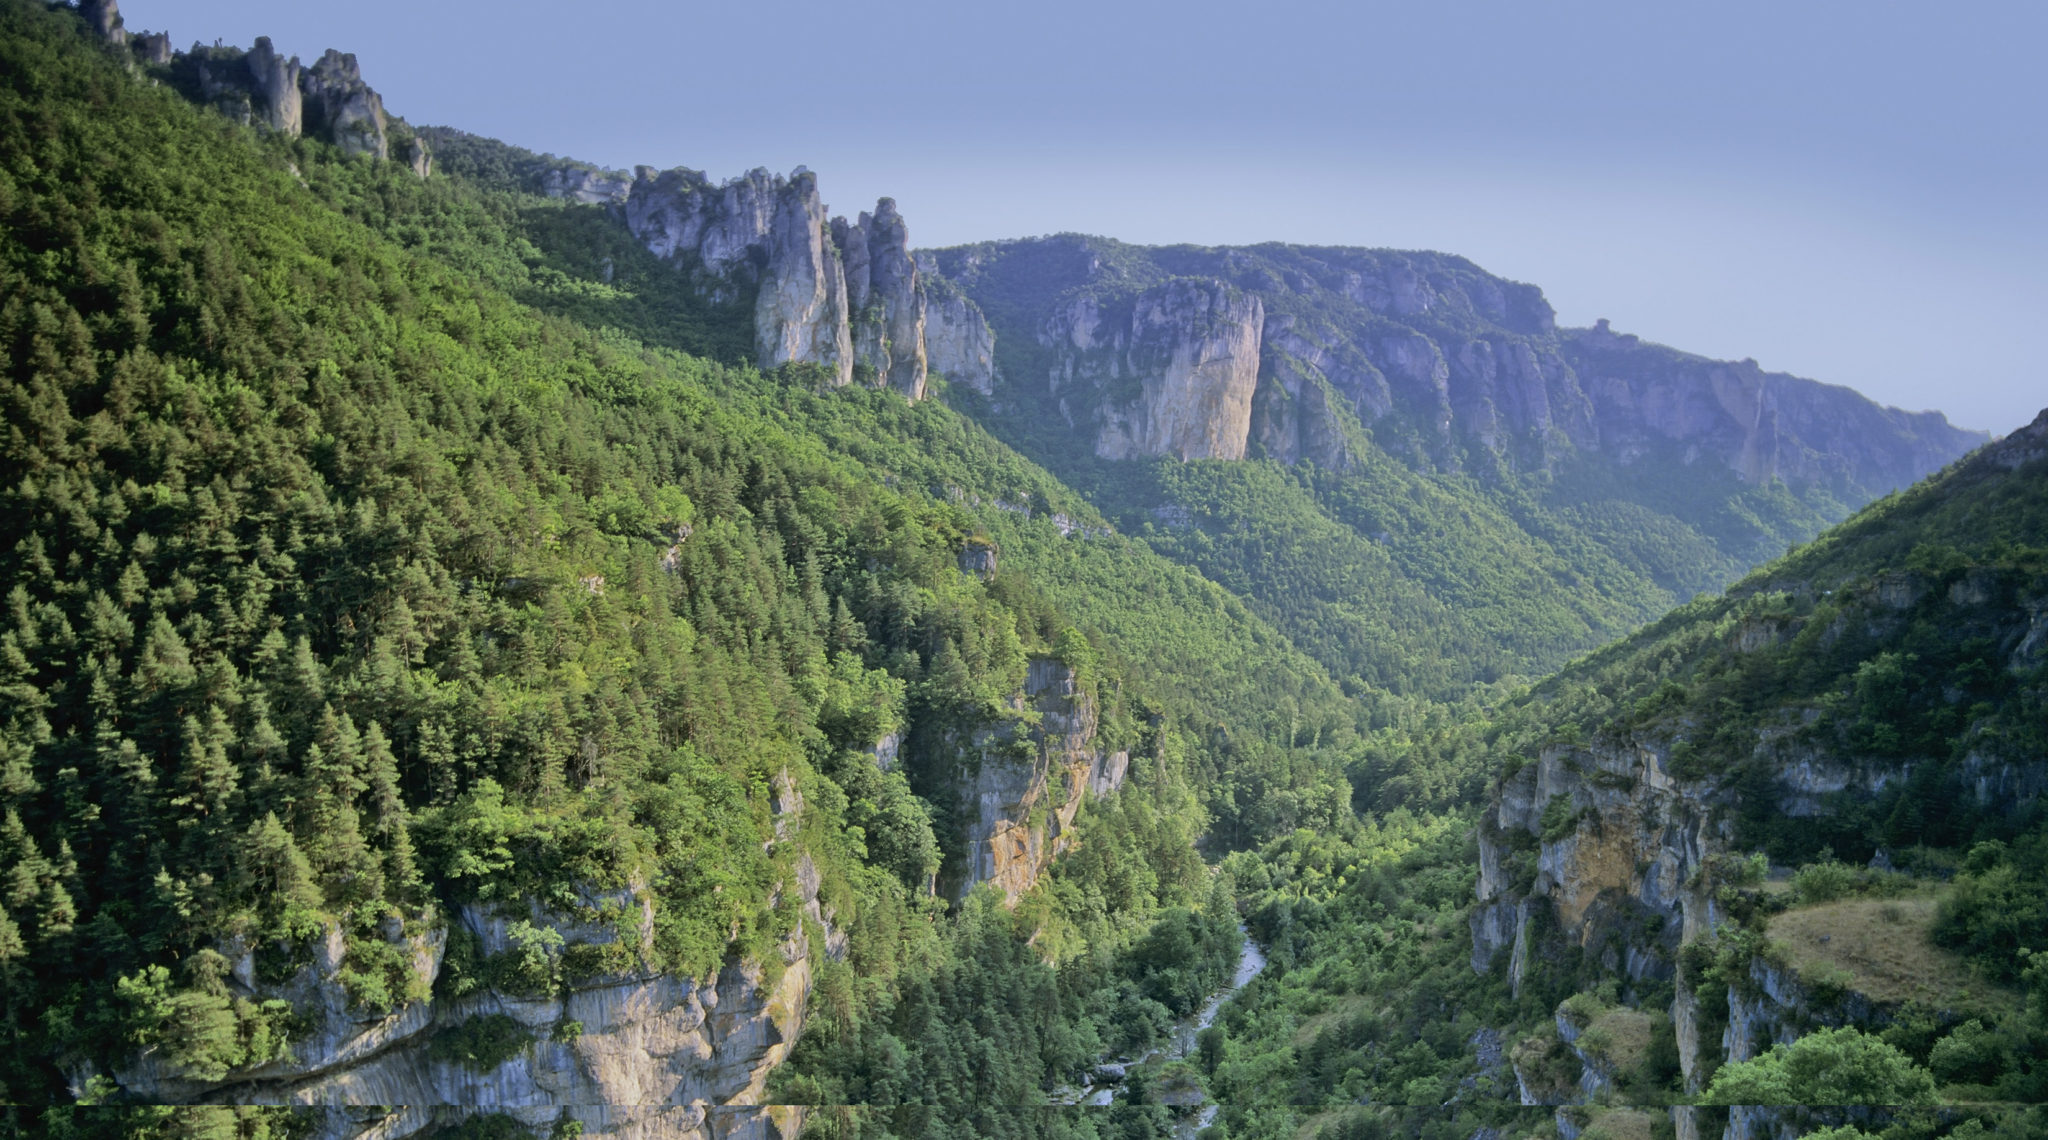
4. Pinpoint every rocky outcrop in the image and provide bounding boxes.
[918,270,999,394]
[81,0,125,46]
[838,200,927,398]
[1253,313,1363,468]
[134,29,171,65]
[1563,320,1982,492]
[106,787,837,1140]
[614,168,893,389]
[103,874,827,1140]
[753,171,854,385]
[1041,279,1265,461]
[122,21,427,177]
[1472,420,2047,1123]
[951,657,1129,902]
[302,50,389,160]
[245,37,301,136]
